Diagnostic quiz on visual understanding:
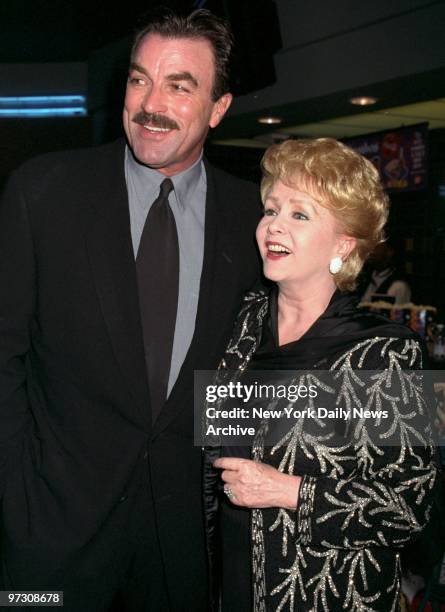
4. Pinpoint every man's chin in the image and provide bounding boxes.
[129,143,170,169]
